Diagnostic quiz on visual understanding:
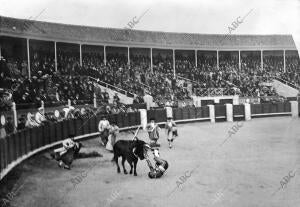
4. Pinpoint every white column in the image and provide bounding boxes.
[244,103,251,121]
[40,100,45,116]
[128,47,130,65]
[261,50,263,71]
[12,102,17,130]
[104,46,107,65]
[197,98,201,107]
[27,39,31,78]
[93,93,97,108]
[290,101,298,118]
[139,109,147,130]
[192,96,198,107]
[56,91,59,101]
[217,50,219,70]
[208,105,215,123]
[283,50,286,72]
[238,50,241,71]
[165,107,173,118]
[226,104,233,122]
[195,50,197,67]
[54,41,57,71]
[173,49,176,78]
[150,48,153,73]
[79,44,82,66]
[233,95,239,105]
